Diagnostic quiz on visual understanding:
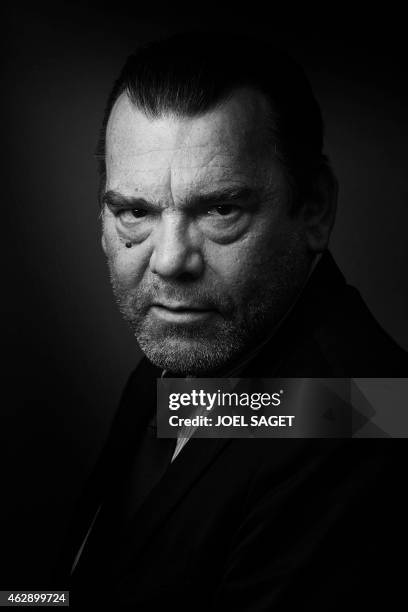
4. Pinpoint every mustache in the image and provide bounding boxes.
[112,277,234,315]
[143,287,229,311]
